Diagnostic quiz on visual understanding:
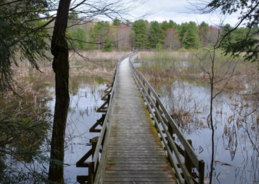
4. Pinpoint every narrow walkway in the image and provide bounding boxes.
[103,58,175,184]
